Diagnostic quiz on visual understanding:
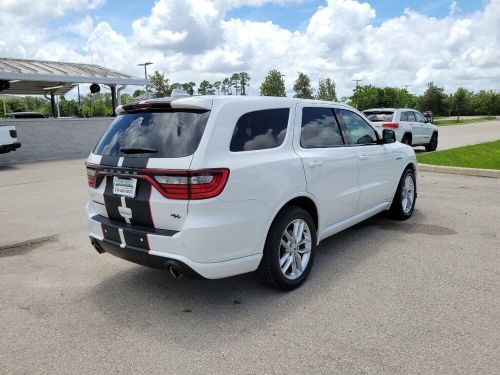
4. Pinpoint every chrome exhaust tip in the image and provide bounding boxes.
[92,241,105,254]
[169,266,182,279]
